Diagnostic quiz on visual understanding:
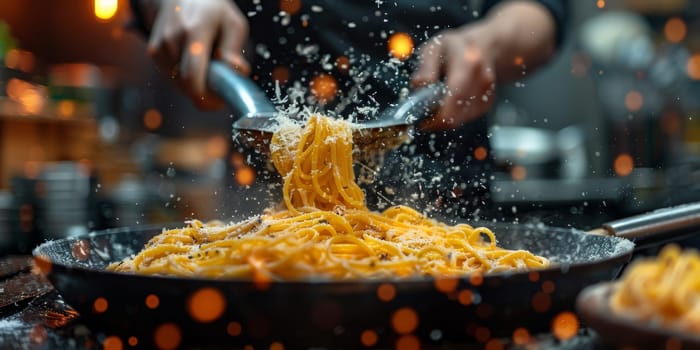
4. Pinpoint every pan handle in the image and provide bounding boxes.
[207,61,277,120]
[599,202,700,249]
